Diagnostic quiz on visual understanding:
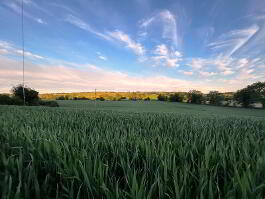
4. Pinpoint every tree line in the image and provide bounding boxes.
[1,82,264,109]
[157,81,265,109]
